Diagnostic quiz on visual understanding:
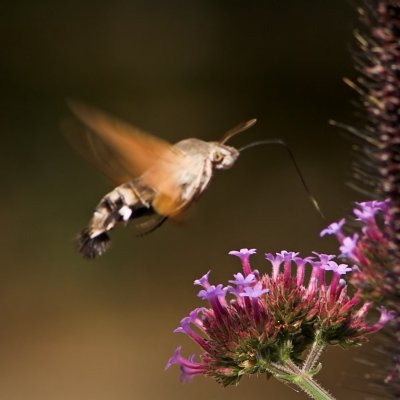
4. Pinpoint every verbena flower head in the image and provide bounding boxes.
[166,248,392,386]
